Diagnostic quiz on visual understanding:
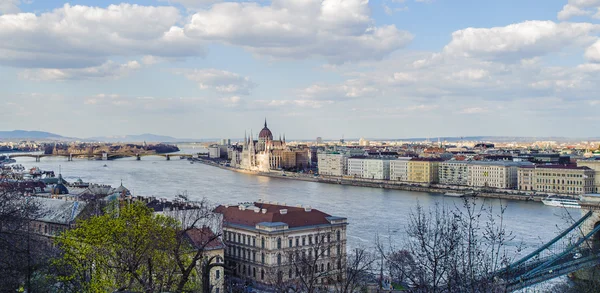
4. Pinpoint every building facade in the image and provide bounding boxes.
[577,160,600,193]
[439,161,469,186]
[347,157,365,177]
[468,161,532,189]
[407,158,442,184]
[214,201,348,287]
[390,157,411,182]
[317,153,347,176]
[518,165,595,195]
